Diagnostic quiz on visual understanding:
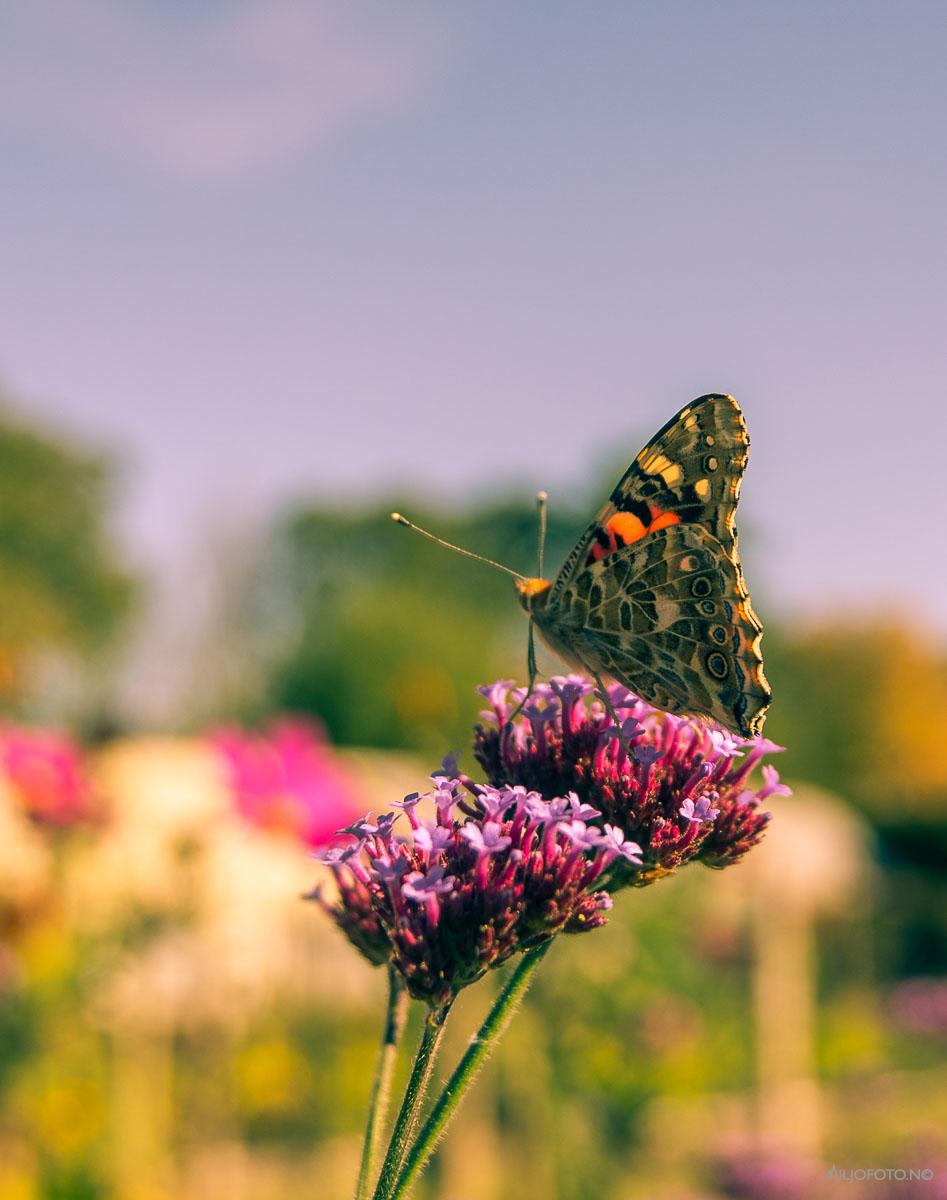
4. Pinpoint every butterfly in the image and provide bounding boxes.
[393,393,771,737]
